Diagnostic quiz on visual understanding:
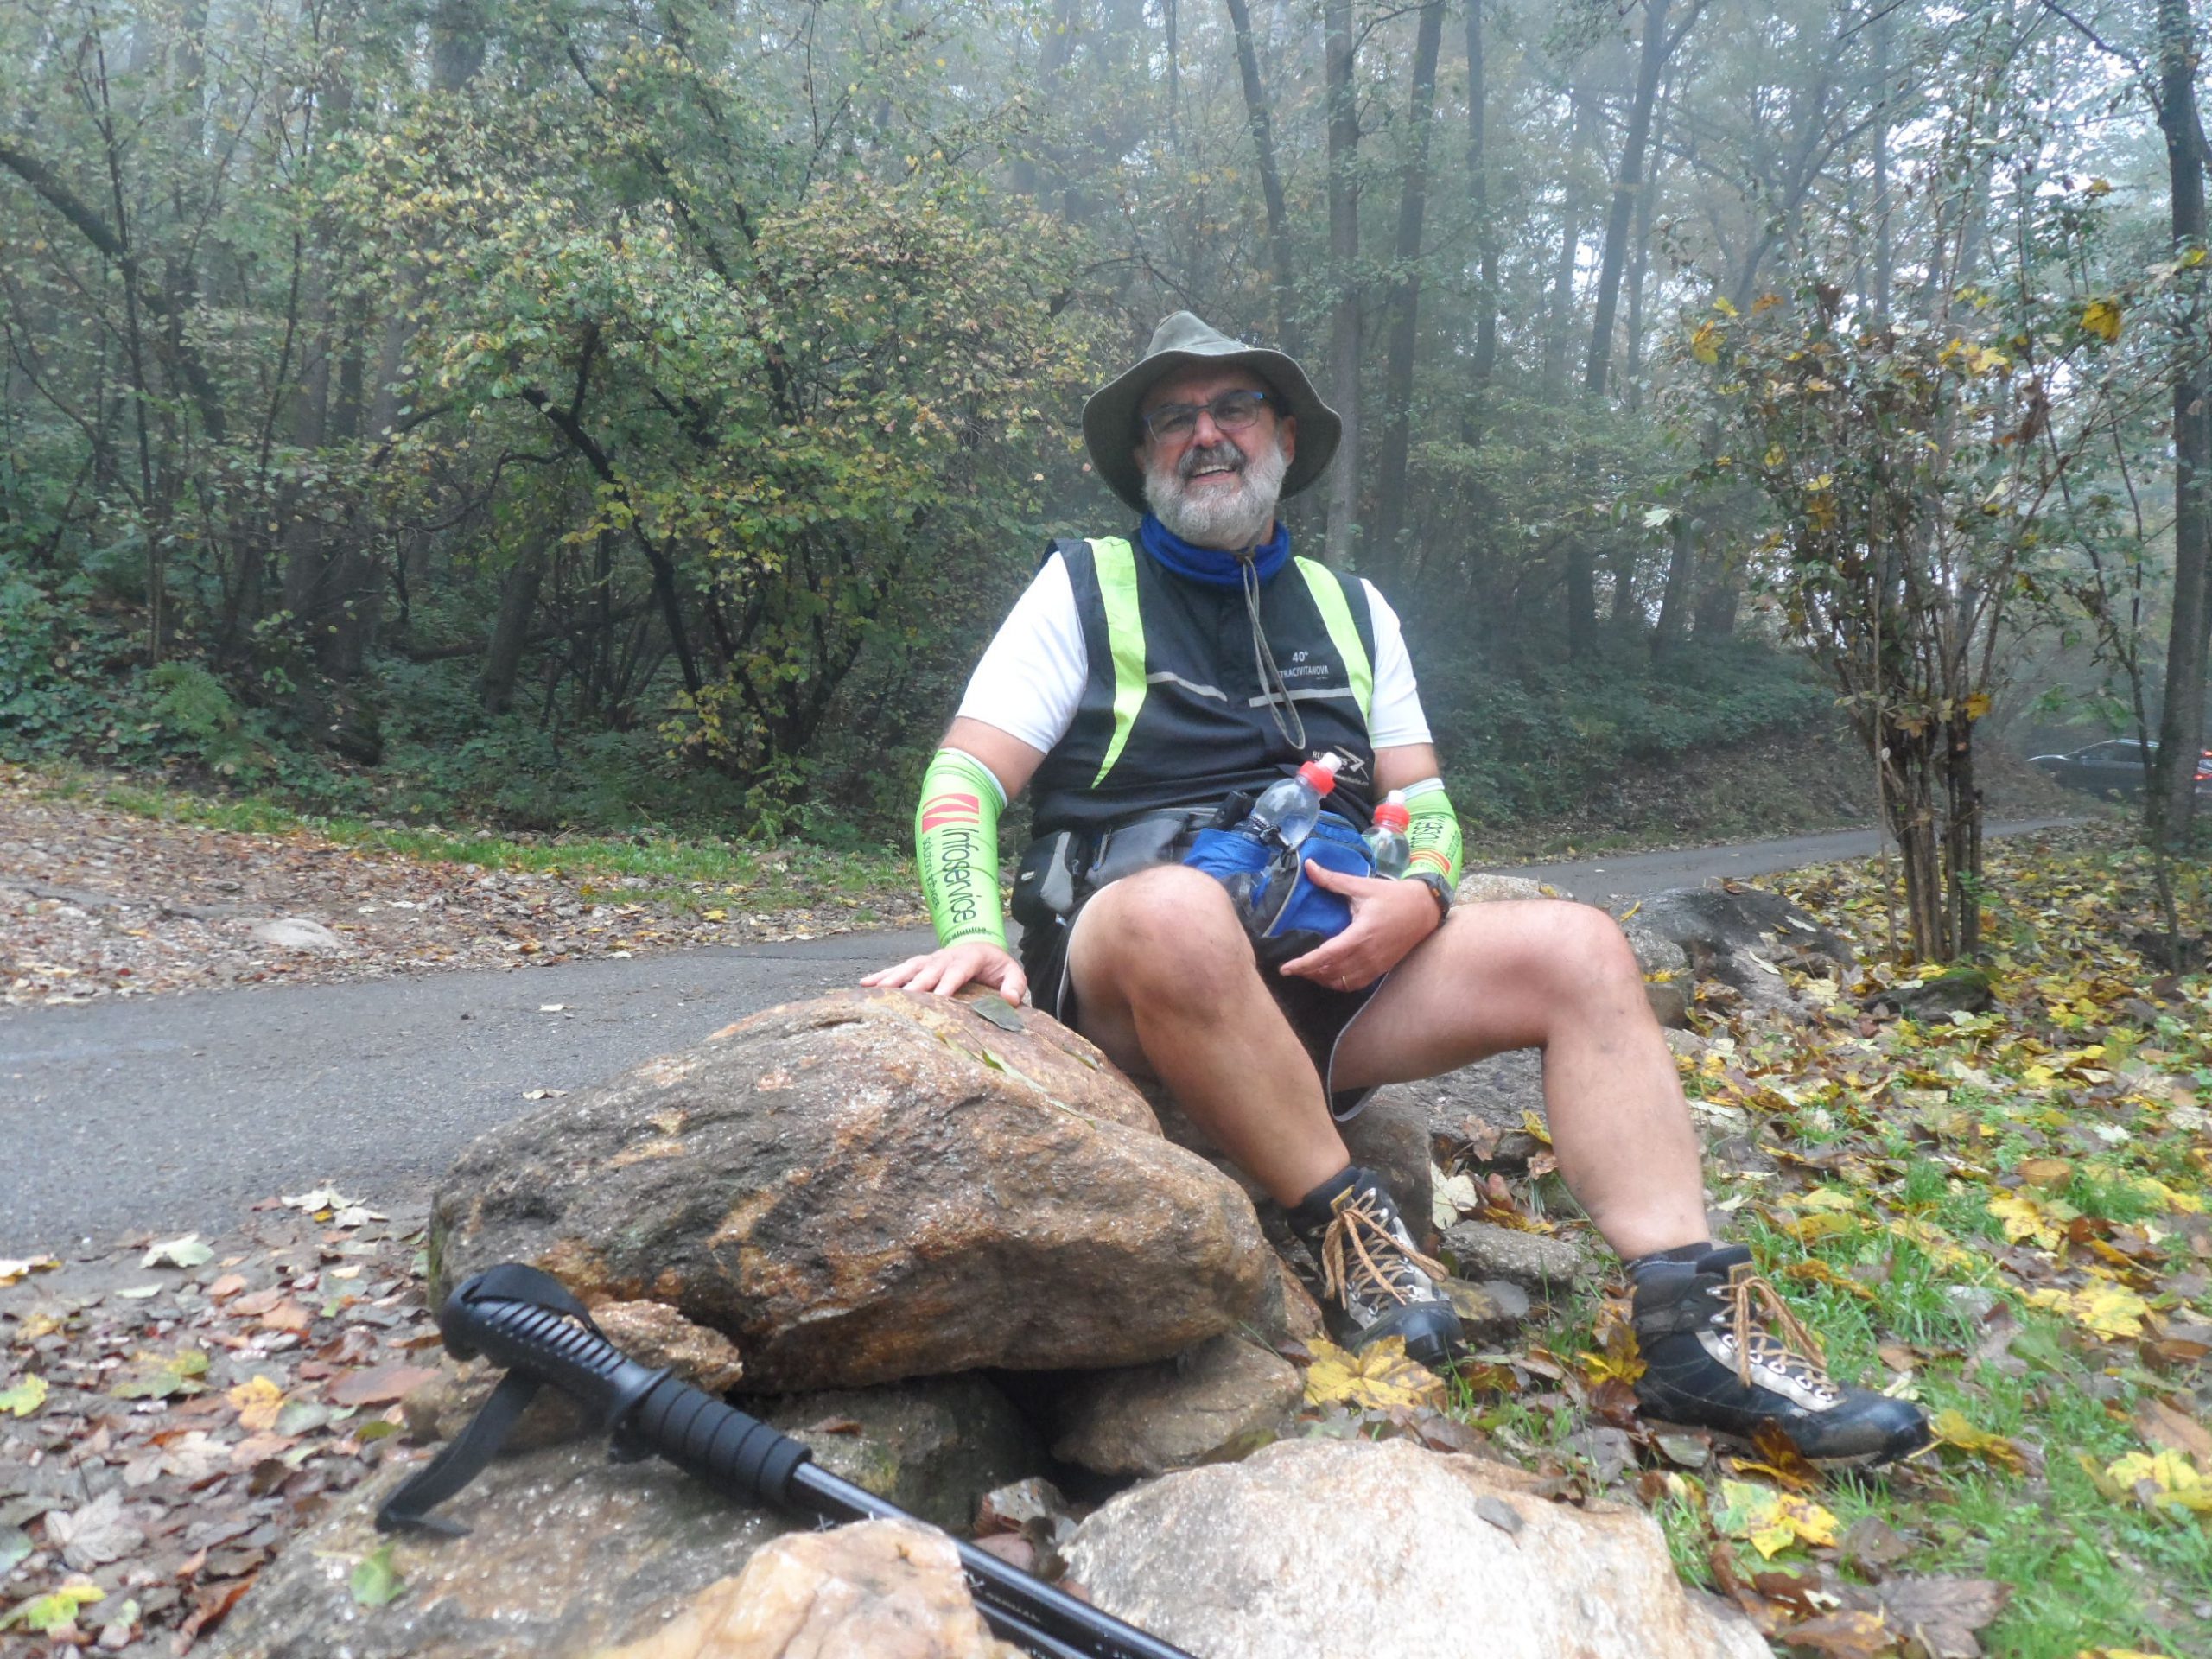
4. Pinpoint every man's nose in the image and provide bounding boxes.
[1190,407,1230,447]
